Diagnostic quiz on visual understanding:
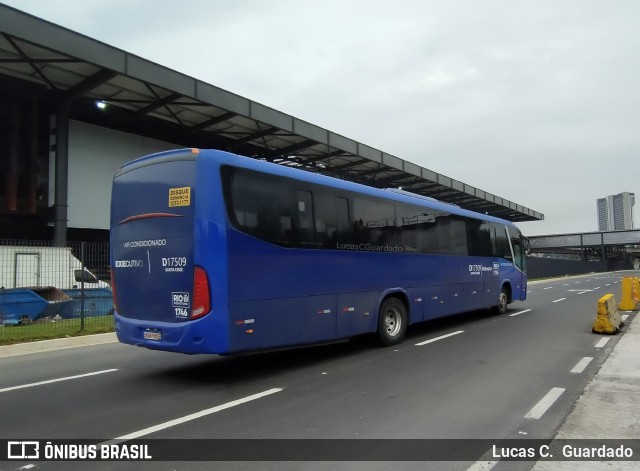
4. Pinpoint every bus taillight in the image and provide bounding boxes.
[191,266,211,319]
[110,268,119,313]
